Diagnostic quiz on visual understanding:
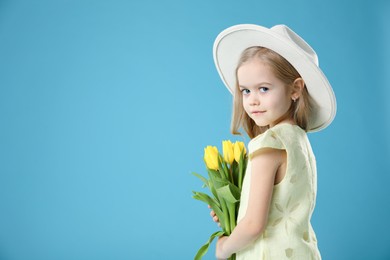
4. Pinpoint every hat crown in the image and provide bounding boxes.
[271,25,319,66]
